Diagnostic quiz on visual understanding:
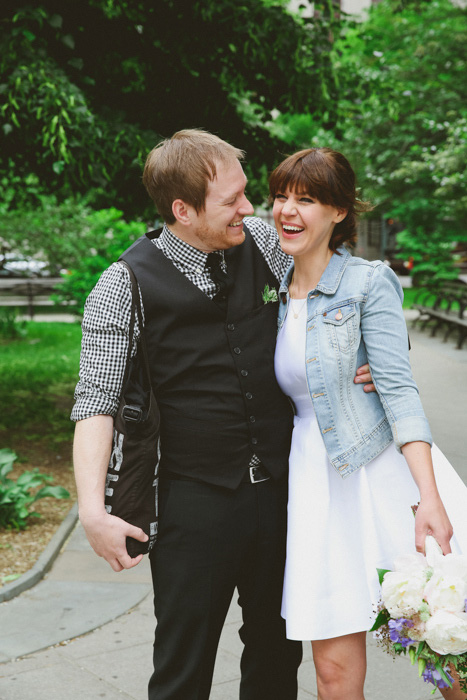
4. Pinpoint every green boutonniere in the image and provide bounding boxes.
[262,284,278,304]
